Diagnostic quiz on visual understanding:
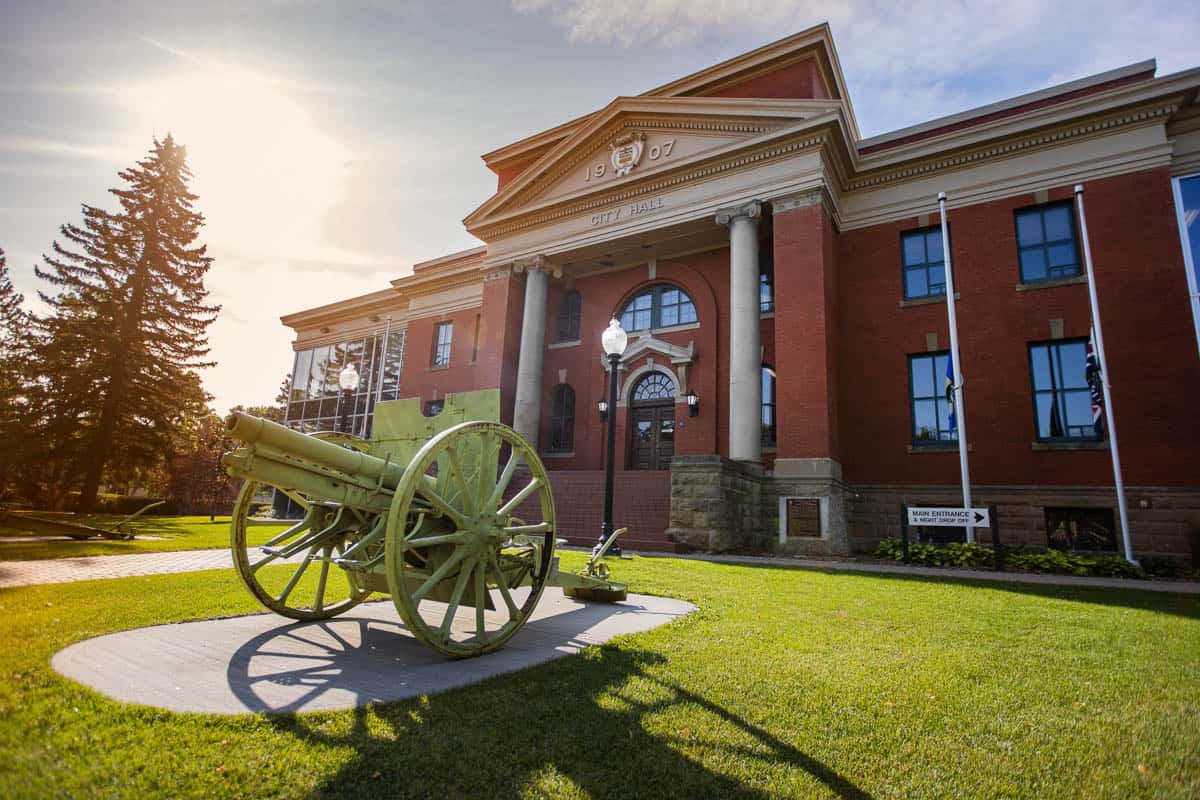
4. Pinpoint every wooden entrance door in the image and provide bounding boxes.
[630,403,675,470]
[627,371,677,471]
